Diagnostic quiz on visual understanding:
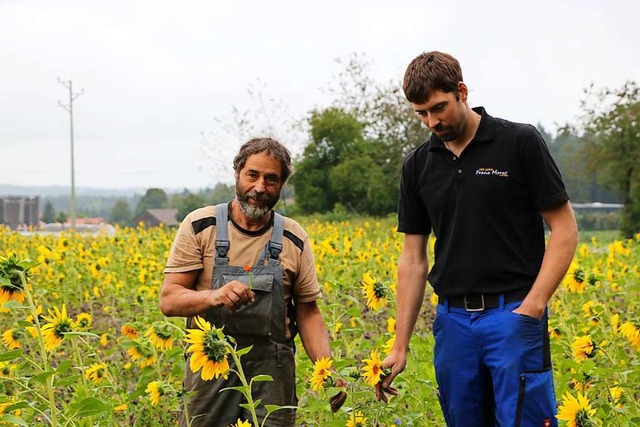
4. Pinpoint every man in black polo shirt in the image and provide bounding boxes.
[378,51,578,426]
